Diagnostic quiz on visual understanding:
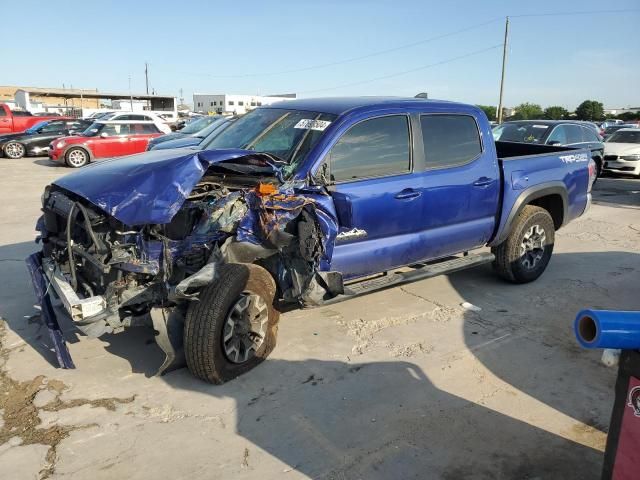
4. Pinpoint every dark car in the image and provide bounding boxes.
[146,115,224,150]
[492,120,605,176]
[148,116,236,151]
[603,124,638,140]
[0,119,92,159]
